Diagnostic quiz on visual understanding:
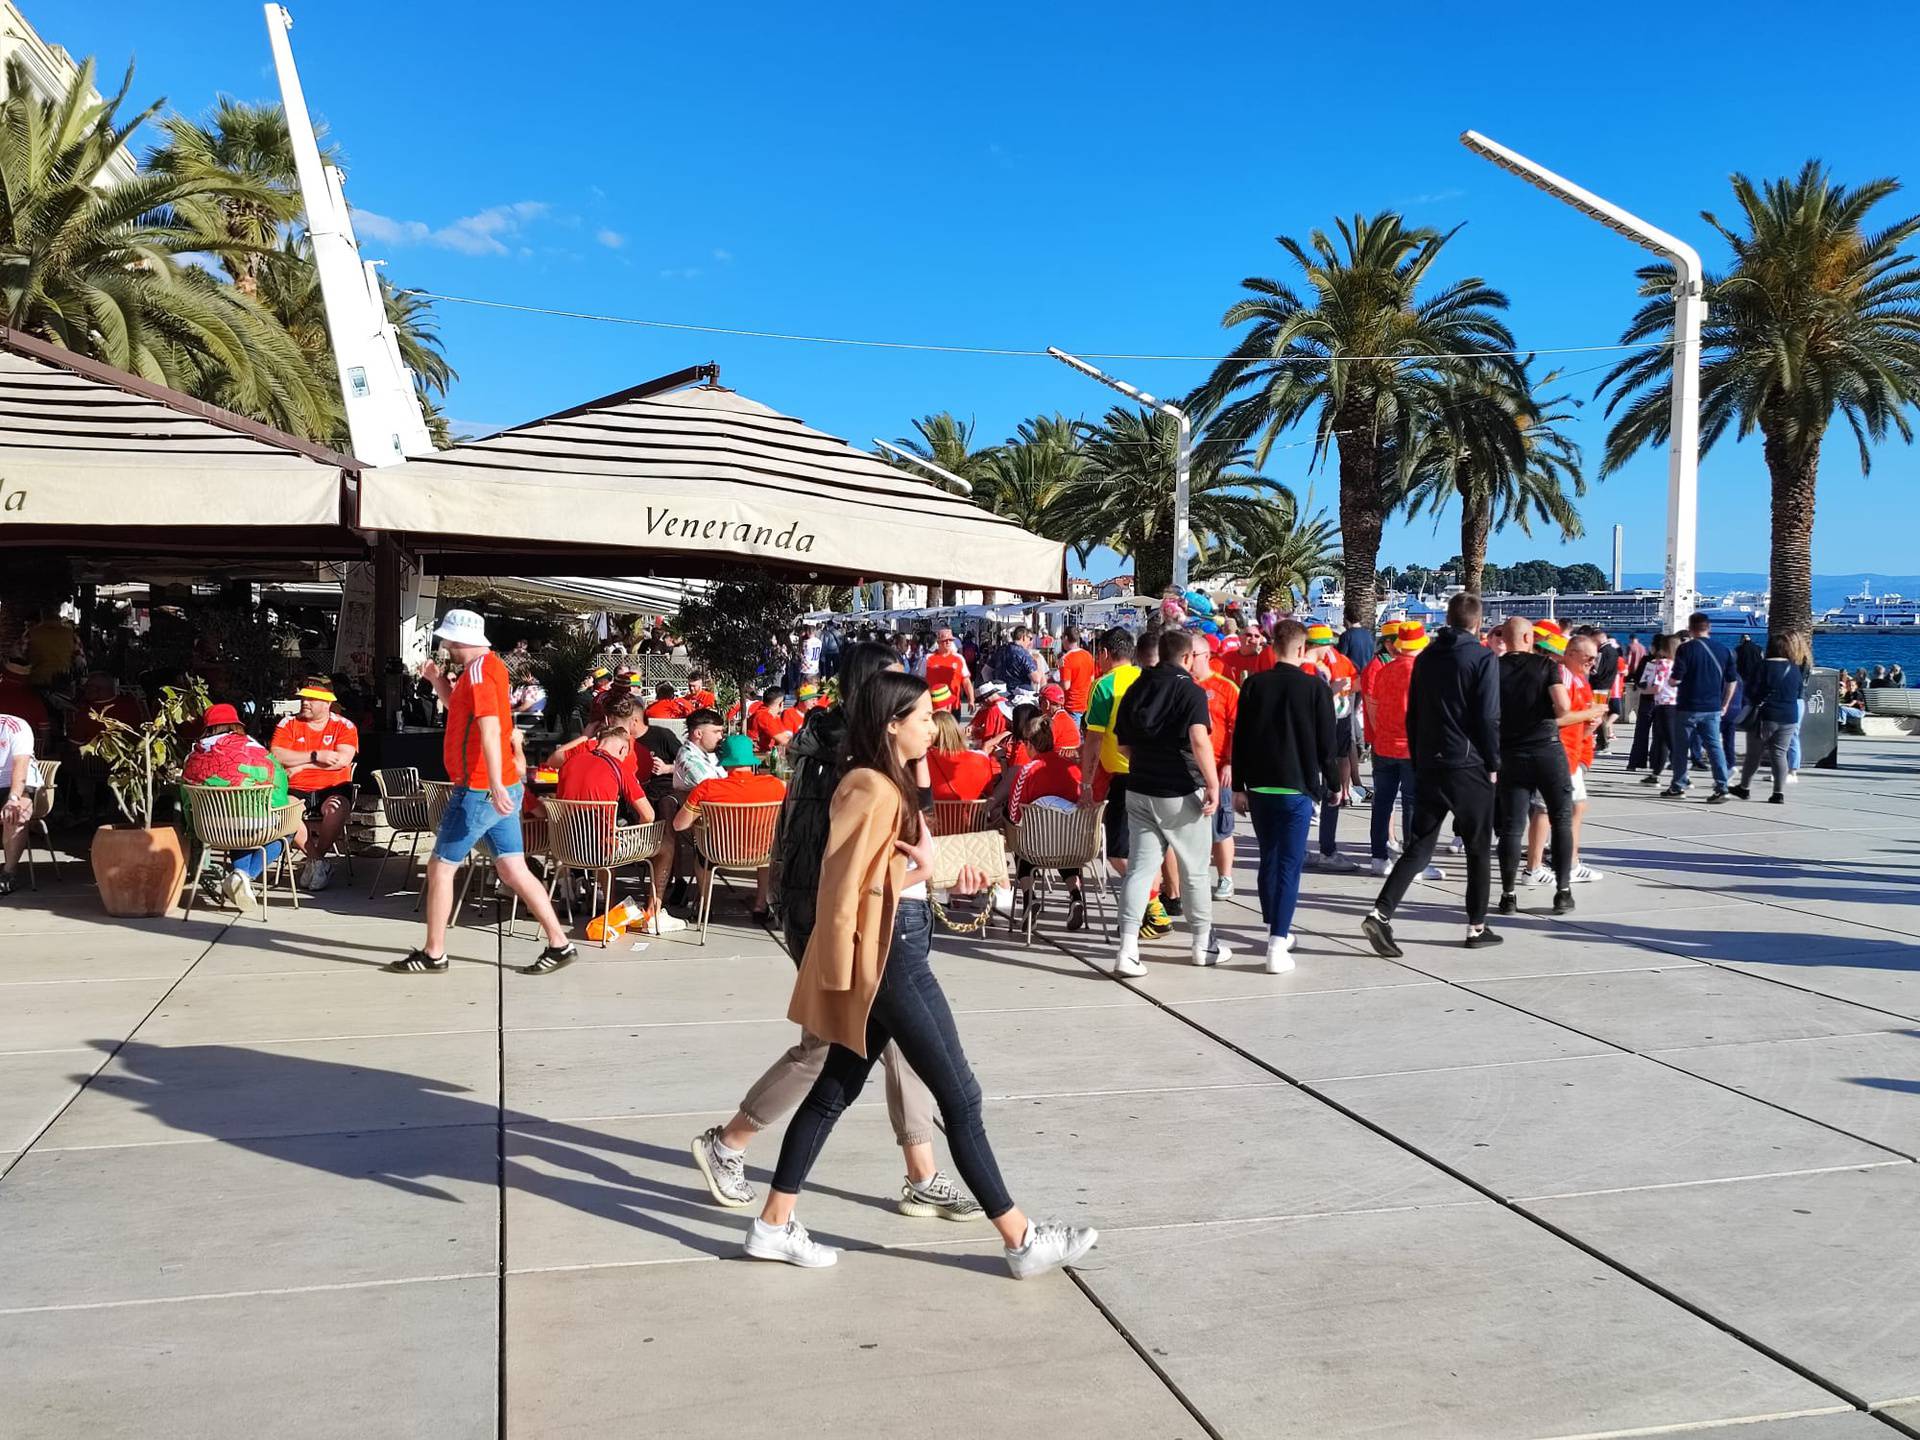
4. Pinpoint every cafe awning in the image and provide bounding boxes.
[355,376,1065,596]
[0,327,358,560]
